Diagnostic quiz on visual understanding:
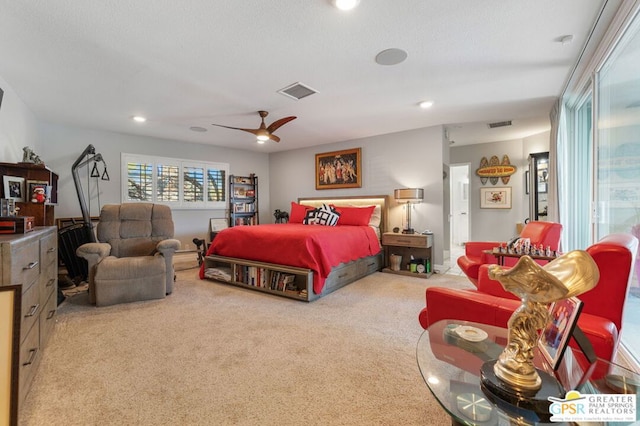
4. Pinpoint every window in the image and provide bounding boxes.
[594,14,640,365]
[122,153,228,209]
